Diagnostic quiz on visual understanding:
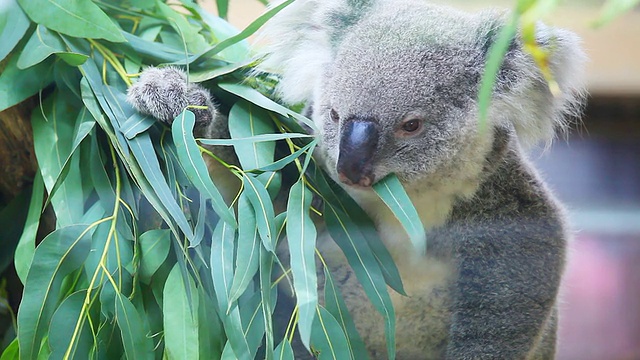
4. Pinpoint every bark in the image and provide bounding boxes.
[0,96,38,206]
